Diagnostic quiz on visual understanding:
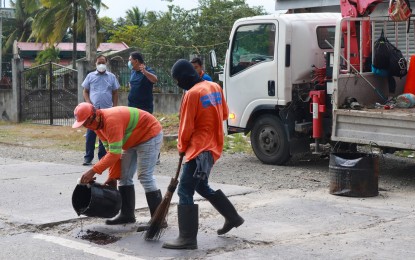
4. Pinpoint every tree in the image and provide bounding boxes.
[35,46,60,64]
[98,16,115,42]
[105,0,266,87]
[125,7,147,27]
[29,0,107,69]
[109,0,265,64]
[3,0,39,54]
[194,0,265,64]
